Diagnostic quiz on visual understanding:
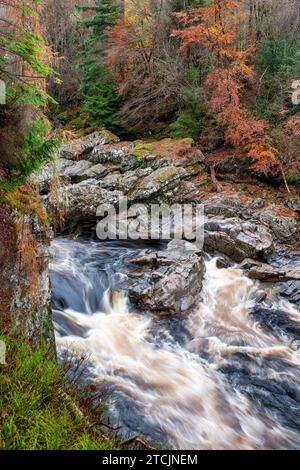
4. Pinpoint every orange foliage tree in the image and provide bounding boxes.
[173,0,279,177]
